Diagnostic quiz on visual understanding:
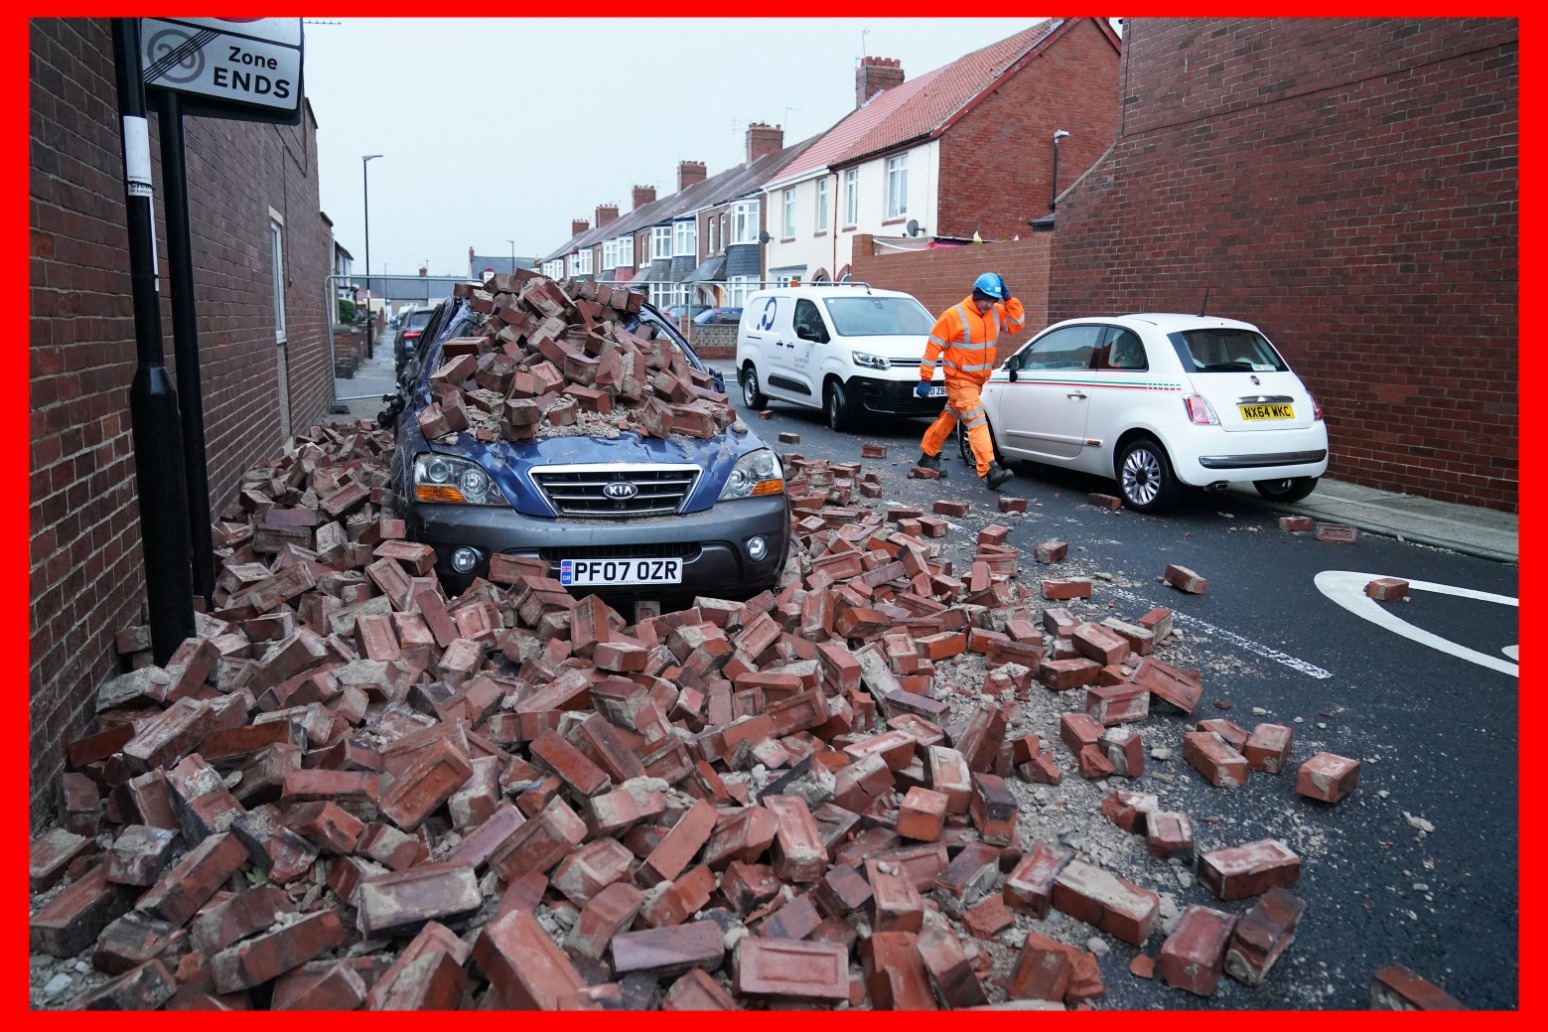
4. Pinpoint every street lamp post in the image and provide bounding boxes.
[362,153,382,358]
[506,238,516,276]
